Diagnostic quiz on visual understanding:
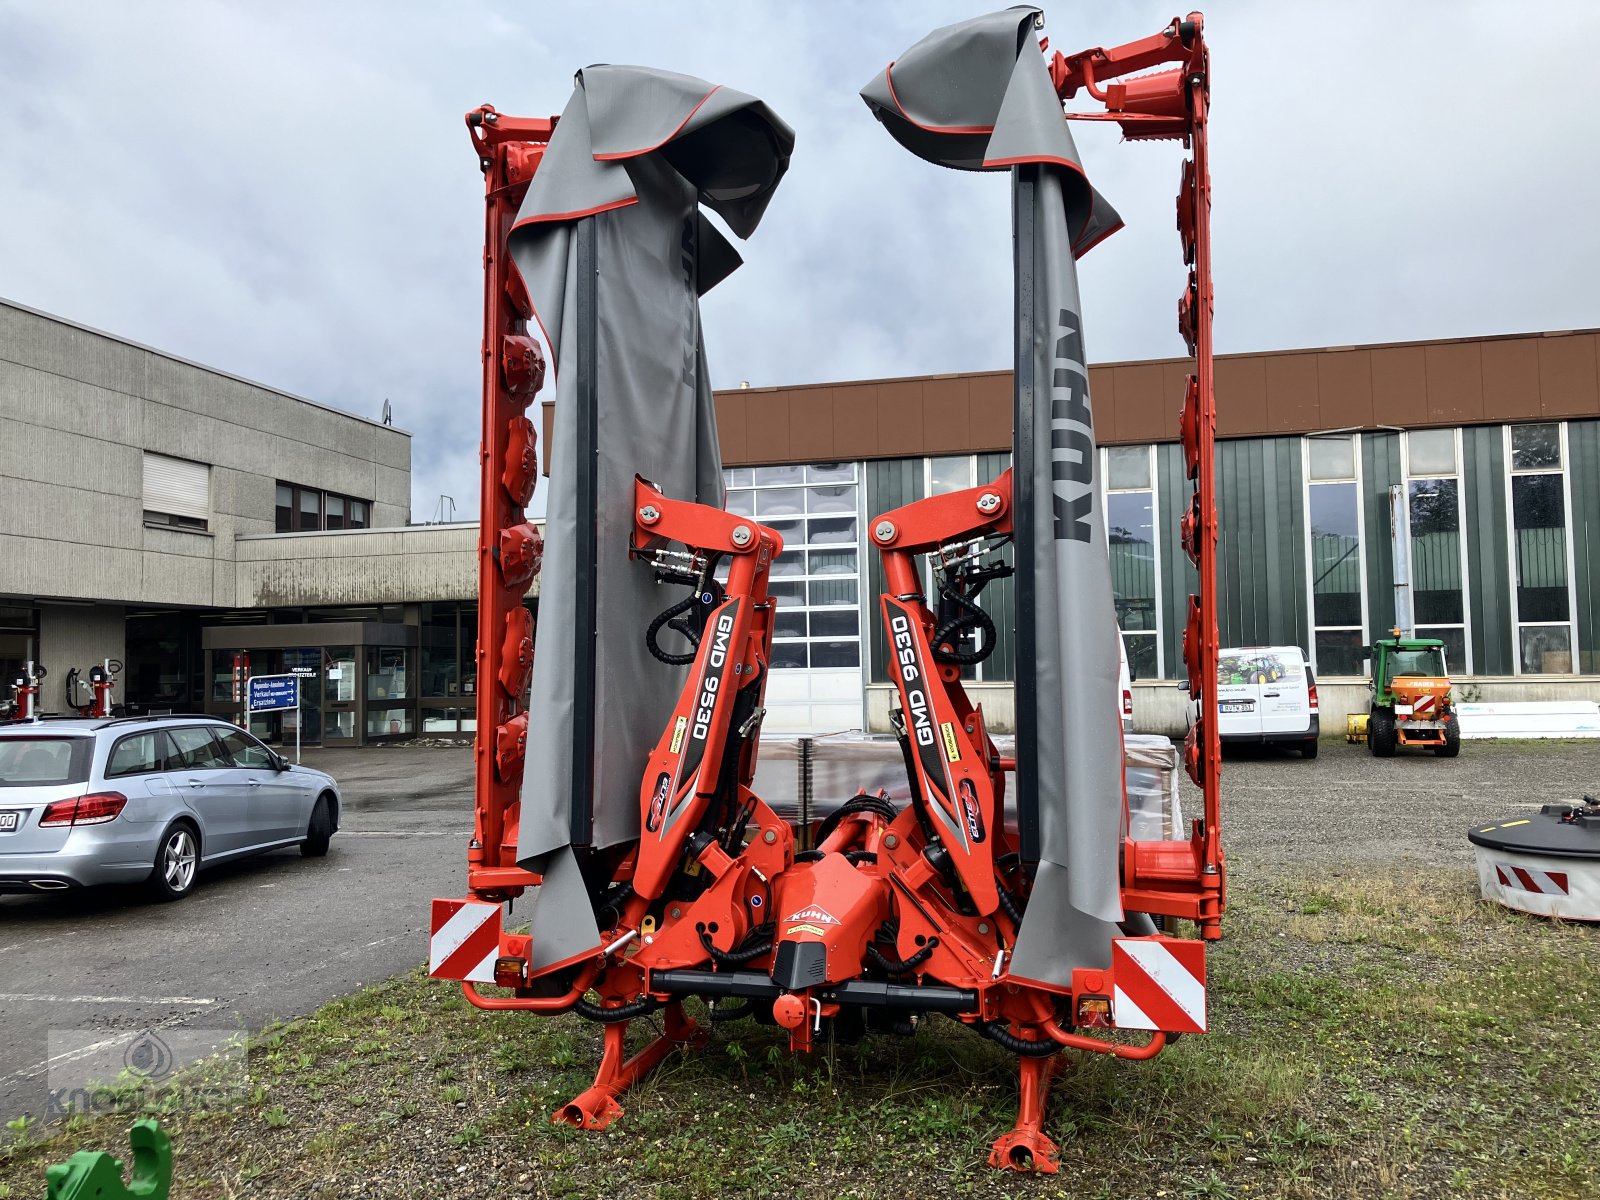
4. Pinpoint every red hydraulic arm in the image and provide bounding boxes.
[463,106,557,900]
[1050,15,1225,937]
